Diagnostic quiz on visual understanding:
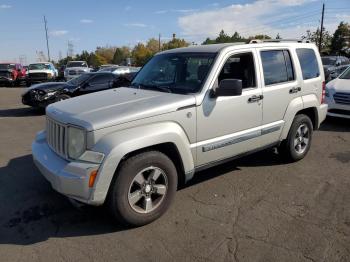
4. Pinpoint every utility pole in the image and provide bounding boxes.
[158,33,161,52]
[318,3,325,52]
[44,15,51,61]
